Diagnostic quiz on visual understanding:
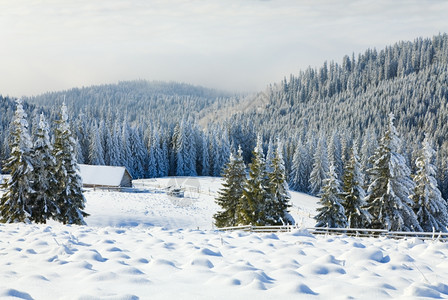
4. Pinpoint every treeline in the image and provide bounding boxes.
[312,114,448,232]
